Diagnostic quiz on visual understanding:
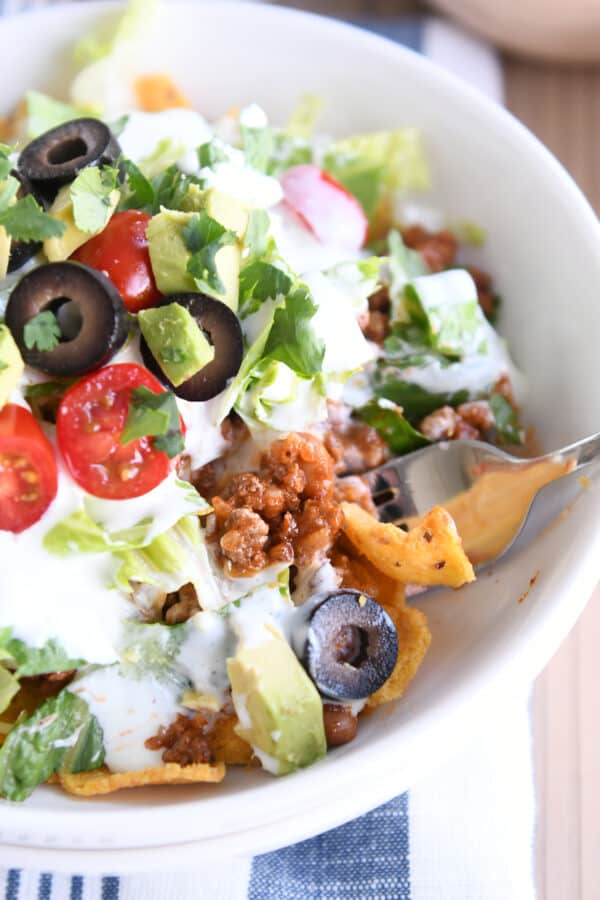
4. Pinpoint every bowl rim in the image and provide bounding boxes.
[1,0,599,865]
